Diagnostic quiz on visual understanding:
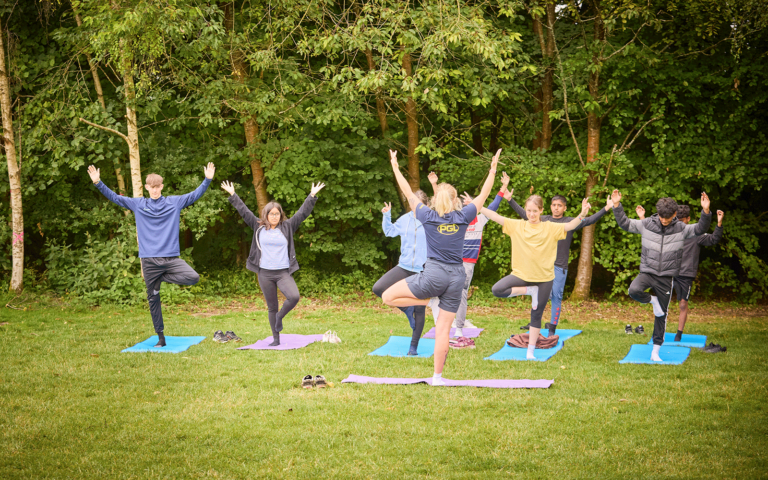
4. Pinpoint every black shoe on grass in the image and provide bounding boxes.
[625,324,633,335]
[155,332,166,348]
[634,325,645,335]
[703,343,727,353]
[520,322,532,330]
[213,330,229,343]
[225,331,242,342]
